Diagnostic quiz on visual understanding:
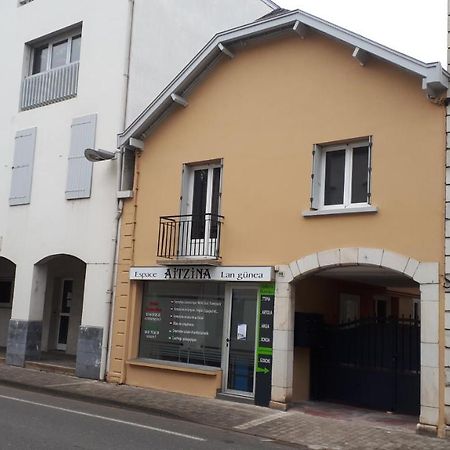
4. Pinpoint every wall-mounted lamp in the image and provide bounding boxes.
[84,148,117,162]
